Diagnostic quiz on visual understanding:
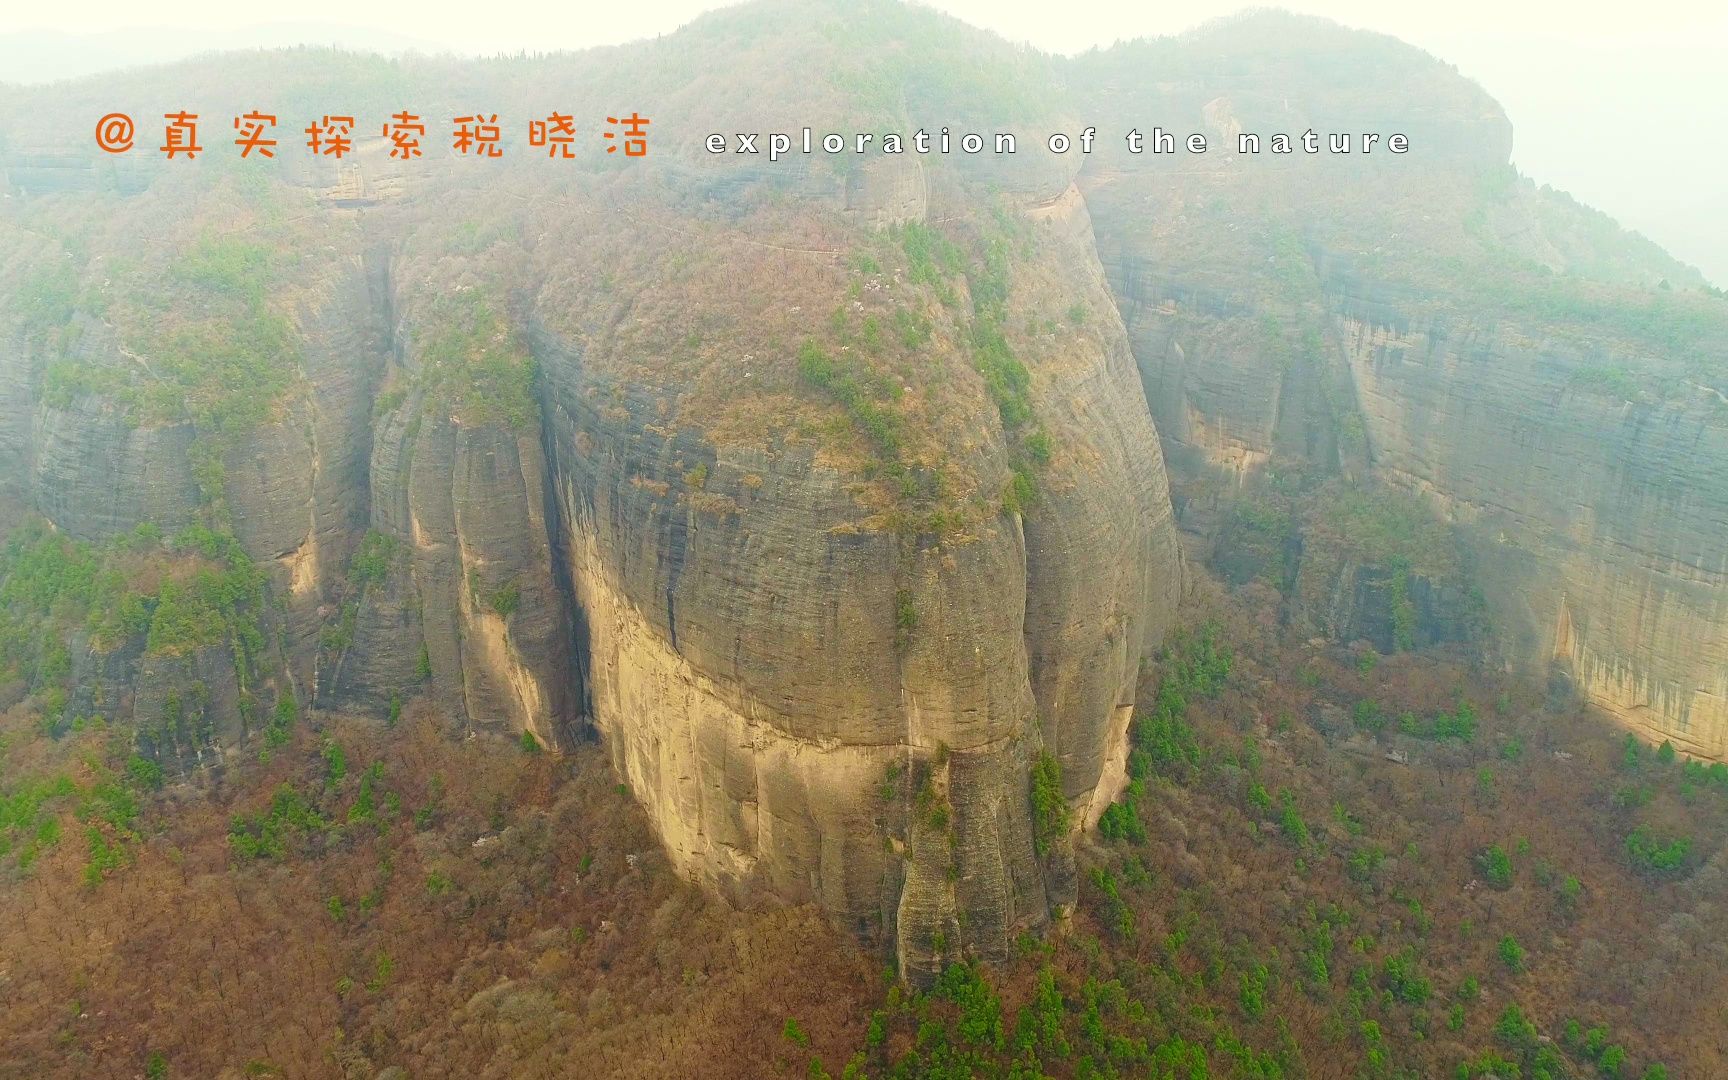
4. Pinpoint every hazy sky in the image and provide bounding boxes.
[3,0,1723,283]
